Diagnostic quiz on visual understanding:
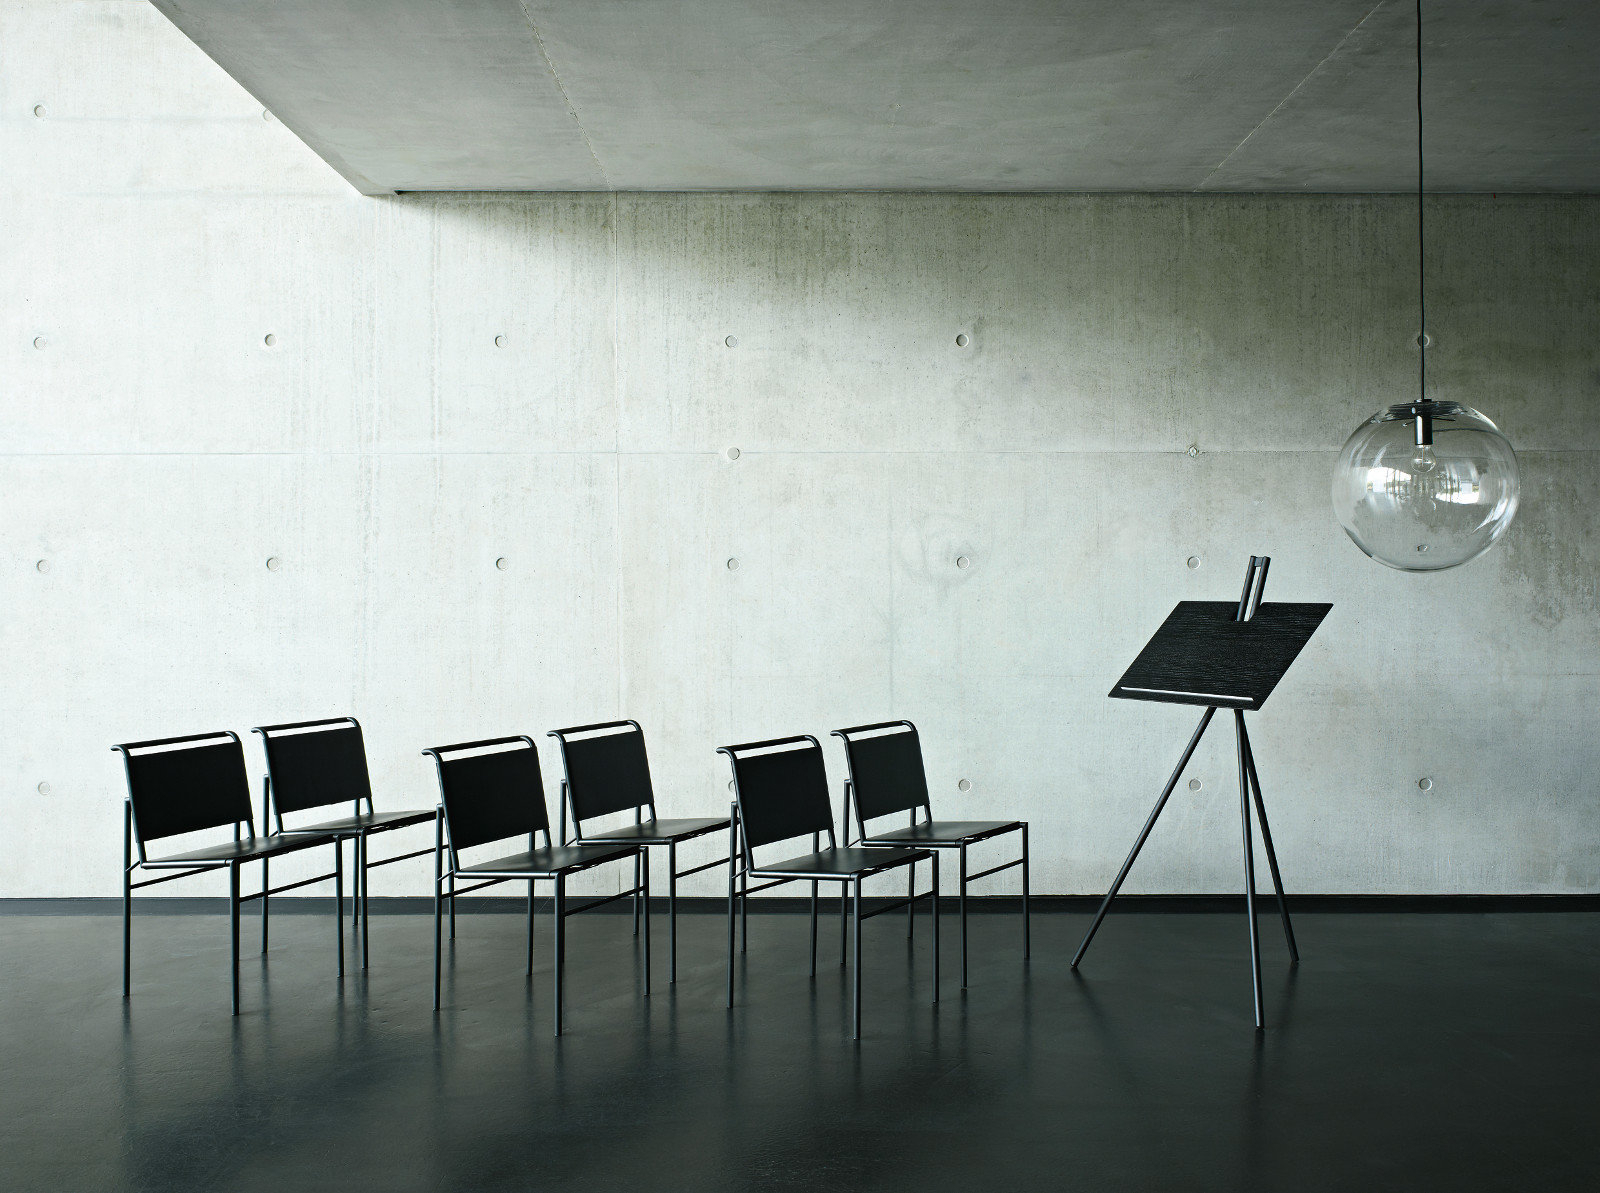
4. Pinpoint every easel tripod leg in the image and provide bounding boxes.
[1236,713,1265,1030]
[1238,716,1299,963]
[1072,706,1216,968]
